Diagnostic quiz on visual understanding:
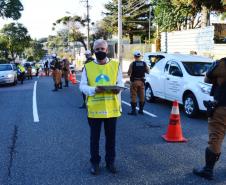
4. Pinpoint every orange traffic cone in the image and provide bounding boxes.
[69,72,73,82]
[71,73,77,84]
[162,100,187,142]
